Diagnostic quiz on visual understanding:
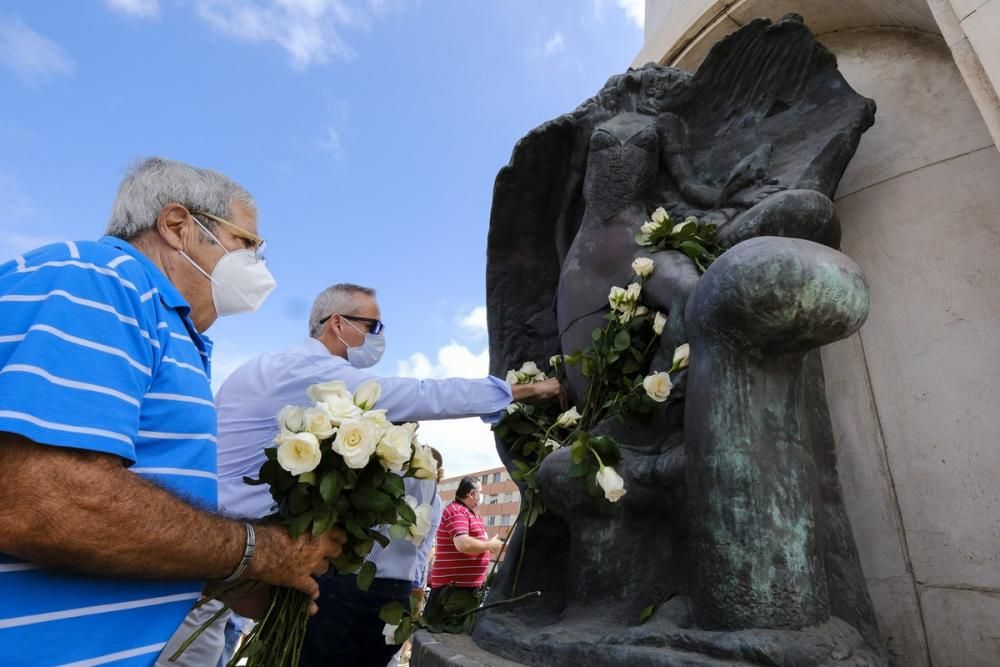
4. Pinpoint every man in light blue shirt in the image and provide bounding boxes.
[0,158,346,667]
[162,283,560,665]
